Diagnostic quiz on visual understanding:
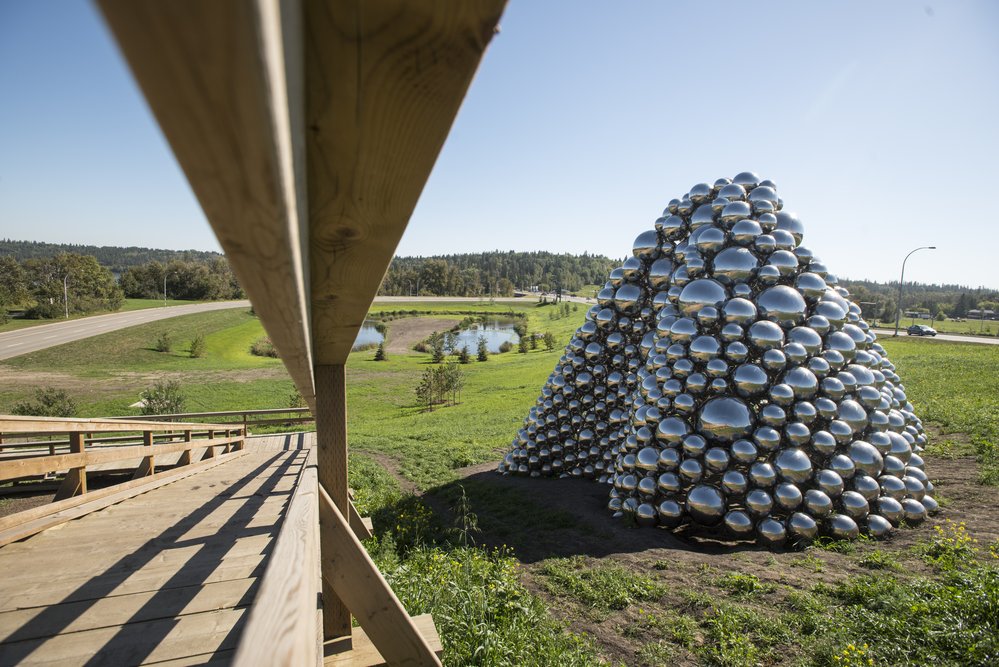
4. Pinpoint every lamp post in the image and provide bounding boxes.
[893,246,936,336]
[163,271,173,305]
[63,274,69,319]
